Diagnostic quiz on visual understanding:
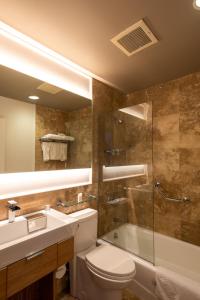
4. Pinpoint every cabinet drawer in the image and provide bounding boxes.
[0,268,6,300]
[7,244,57,297]
[57,237,74,267]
